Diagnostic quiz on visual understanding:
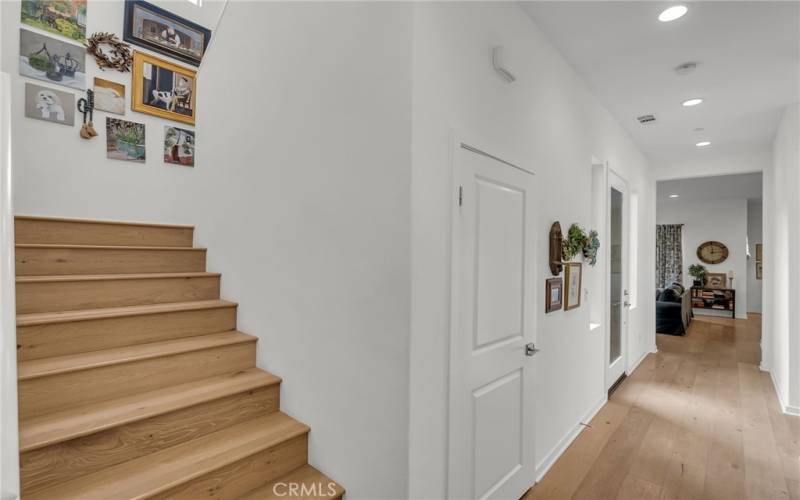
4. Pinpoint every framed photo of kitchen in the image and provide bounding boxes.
[131,51,196,125]
[123,0,211,66]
